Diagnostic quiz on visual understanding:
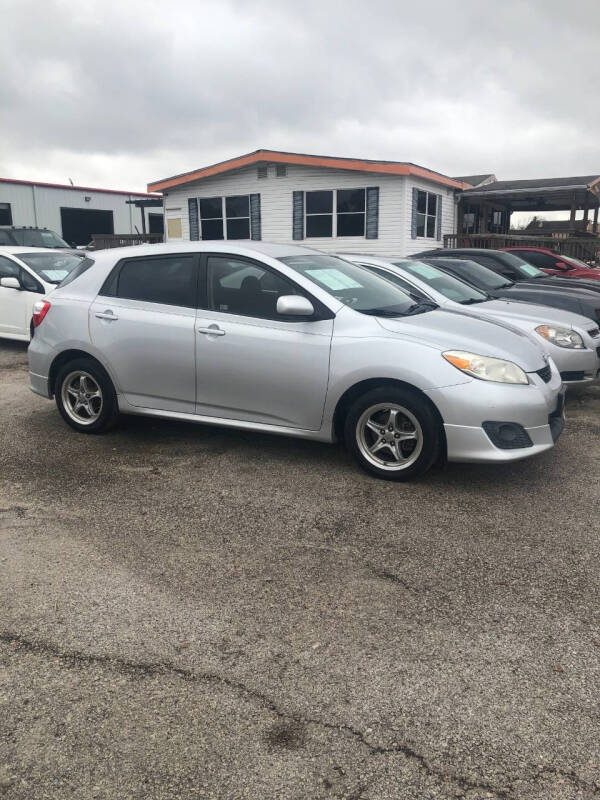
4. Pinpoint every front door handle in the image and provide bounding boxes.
[95,311,119,321]
[197,325,225,336]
